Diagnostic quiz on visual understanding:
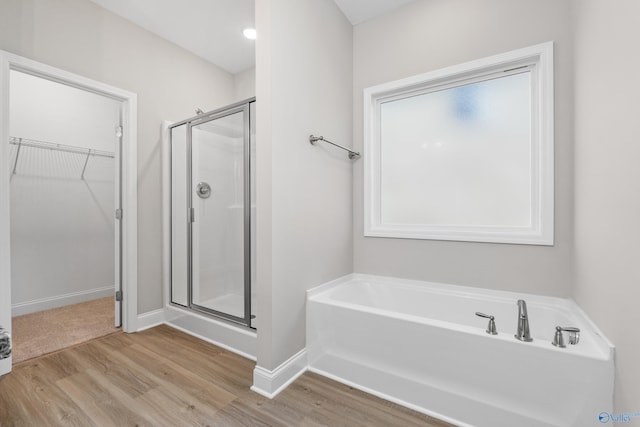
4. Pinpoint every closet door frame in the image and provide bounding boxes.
[0,50,139,377]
